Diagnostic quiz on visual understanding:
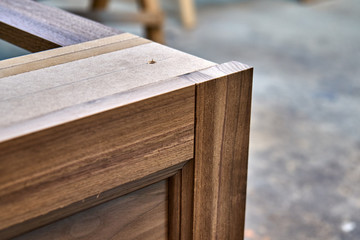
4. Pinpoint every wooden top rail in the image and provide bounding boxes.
[0,39,216,142]
[0,0,121,52]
